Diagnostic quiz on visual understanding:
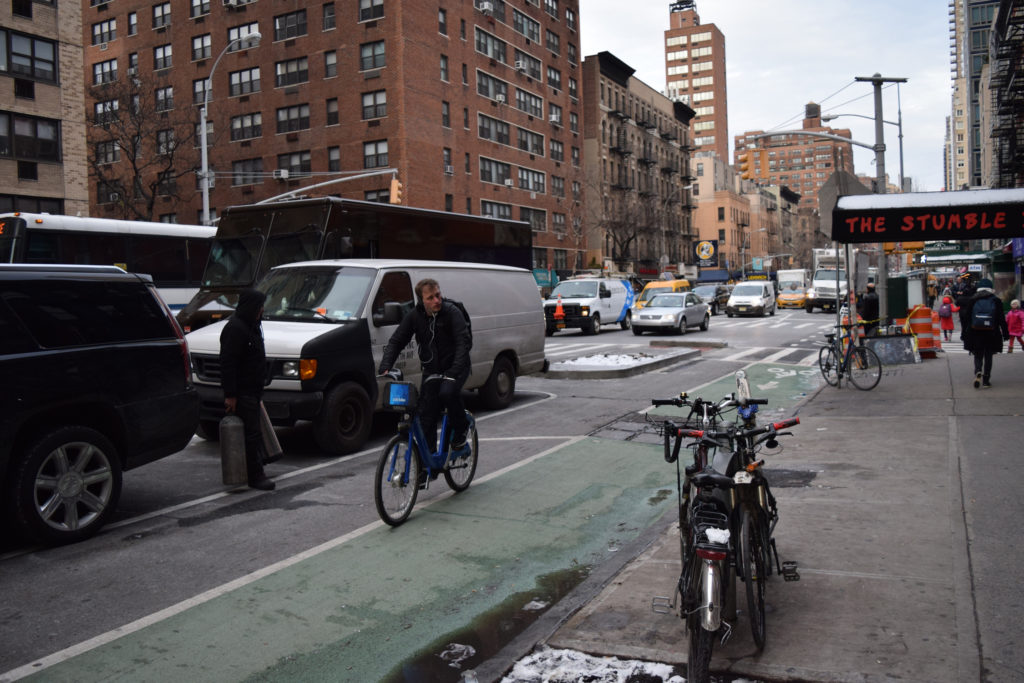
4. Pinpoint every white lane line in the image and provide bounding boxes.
[797,351,821,366]
[762,348,799,363]
[721,347,762,361]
